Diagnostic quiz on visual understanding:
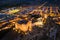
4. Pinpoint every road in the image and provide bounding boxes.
[0,5,60,40]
